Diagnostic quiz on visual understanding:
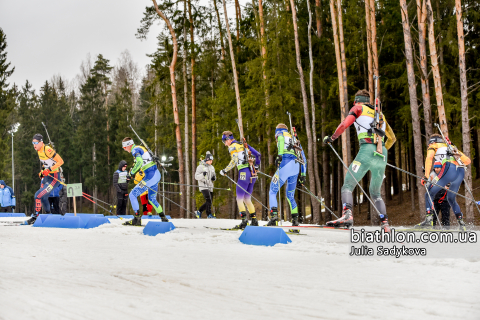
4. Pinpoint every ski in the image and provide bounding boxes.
[273,225,350,230]
[204,226,242,231]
